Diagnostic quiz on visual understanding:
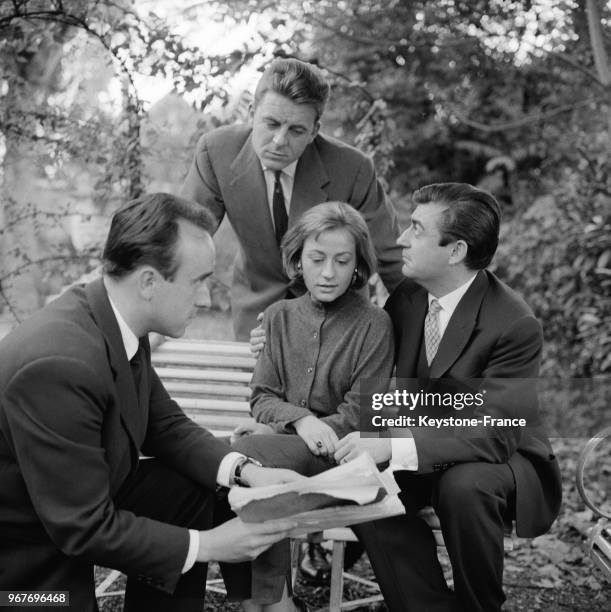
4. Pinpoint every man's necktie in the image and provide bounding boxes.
[272,170,288,244]
[130,341,144,390]
[424,299,442,365]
